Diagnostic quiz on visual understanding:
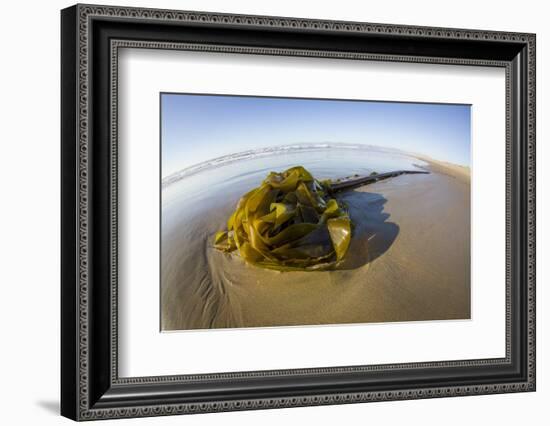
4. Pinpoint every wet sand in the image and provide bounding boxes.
[161,158,470,330]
